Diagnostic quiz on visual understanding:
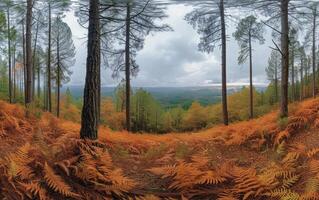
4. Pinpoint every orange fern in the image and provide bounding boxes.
[43,162,78,197]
